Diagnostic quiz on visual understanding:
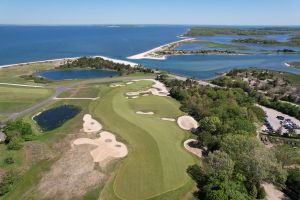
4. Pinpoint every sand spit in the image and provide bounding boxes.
[177,116,199,131]
[161,118,176,122]
[184,139,203,158]
[0,55,138,69]
[262,183,290,200]
[136,111,154,115]
[127,38,194,60]
[126,79,169,97]
[83,114,102,134]
[73,131,128,163]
